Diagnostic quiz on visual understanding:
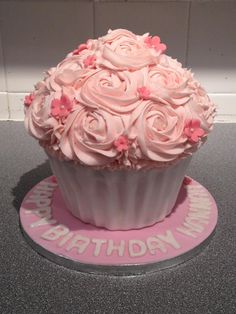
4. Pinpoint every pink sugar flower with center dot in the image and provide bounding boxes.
[183,176,192,185]
[137,87,150,100]
[51,176,57,183]
[145,36,167,53]
[72,43,88,55]
[114,136,129,152]
[24,93,35,107]
[51,95,73,119]
[184,119,205,143]
[83,55,96,67]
